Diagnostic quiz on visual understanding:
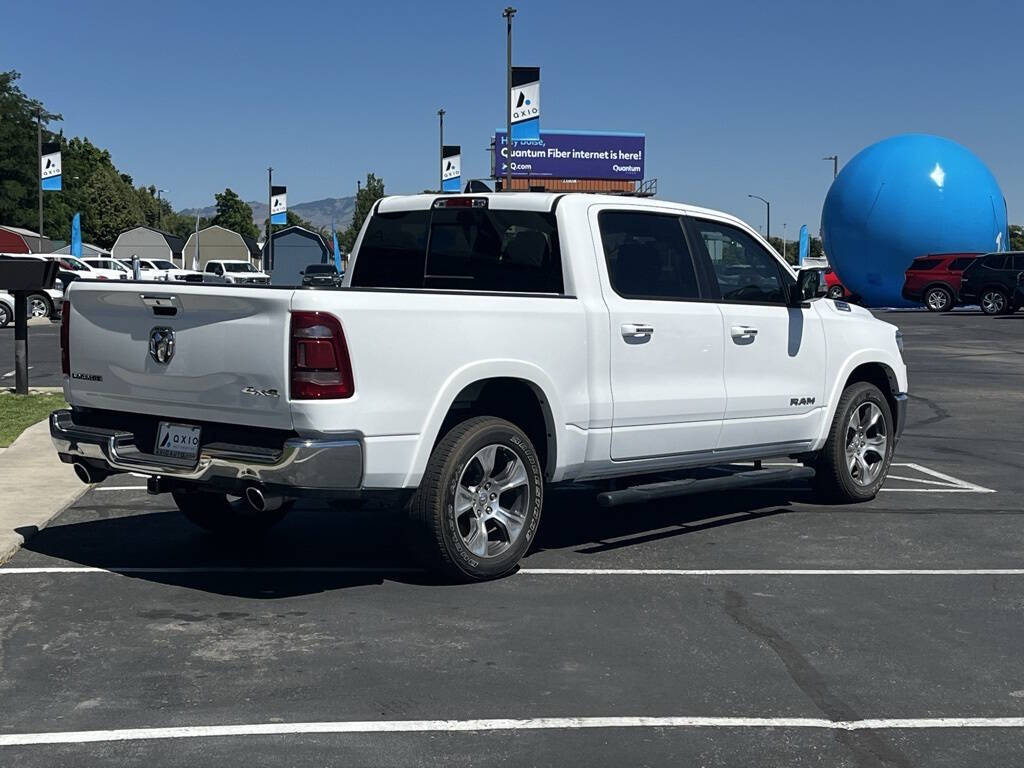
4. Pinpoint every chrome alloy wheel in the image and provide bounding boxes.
[981,291,1006,314]
[926,289,948,311]
[454,444,530,558]
[845,401,888,487]
[28,296,49,319]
